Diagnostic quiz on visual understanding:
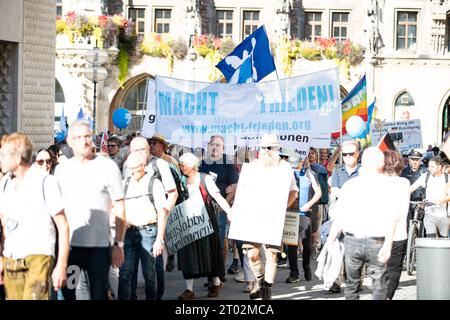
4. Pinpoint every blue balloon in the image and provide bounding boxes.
[112,108,132,129]
[54,130,66,143]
